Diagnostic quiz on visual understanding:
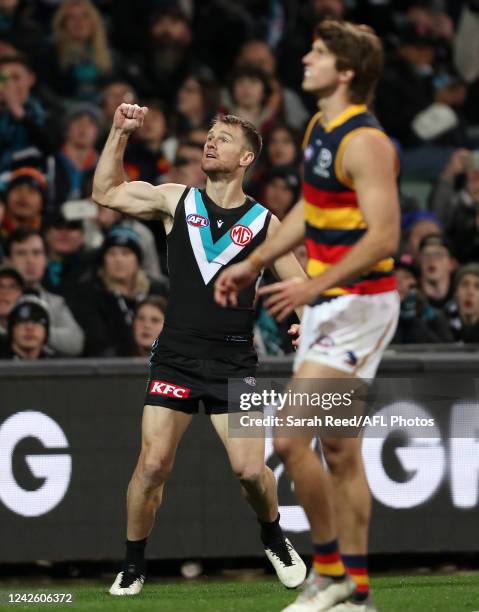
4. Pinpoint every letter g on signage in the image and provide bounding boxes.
[0,411,71,517]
